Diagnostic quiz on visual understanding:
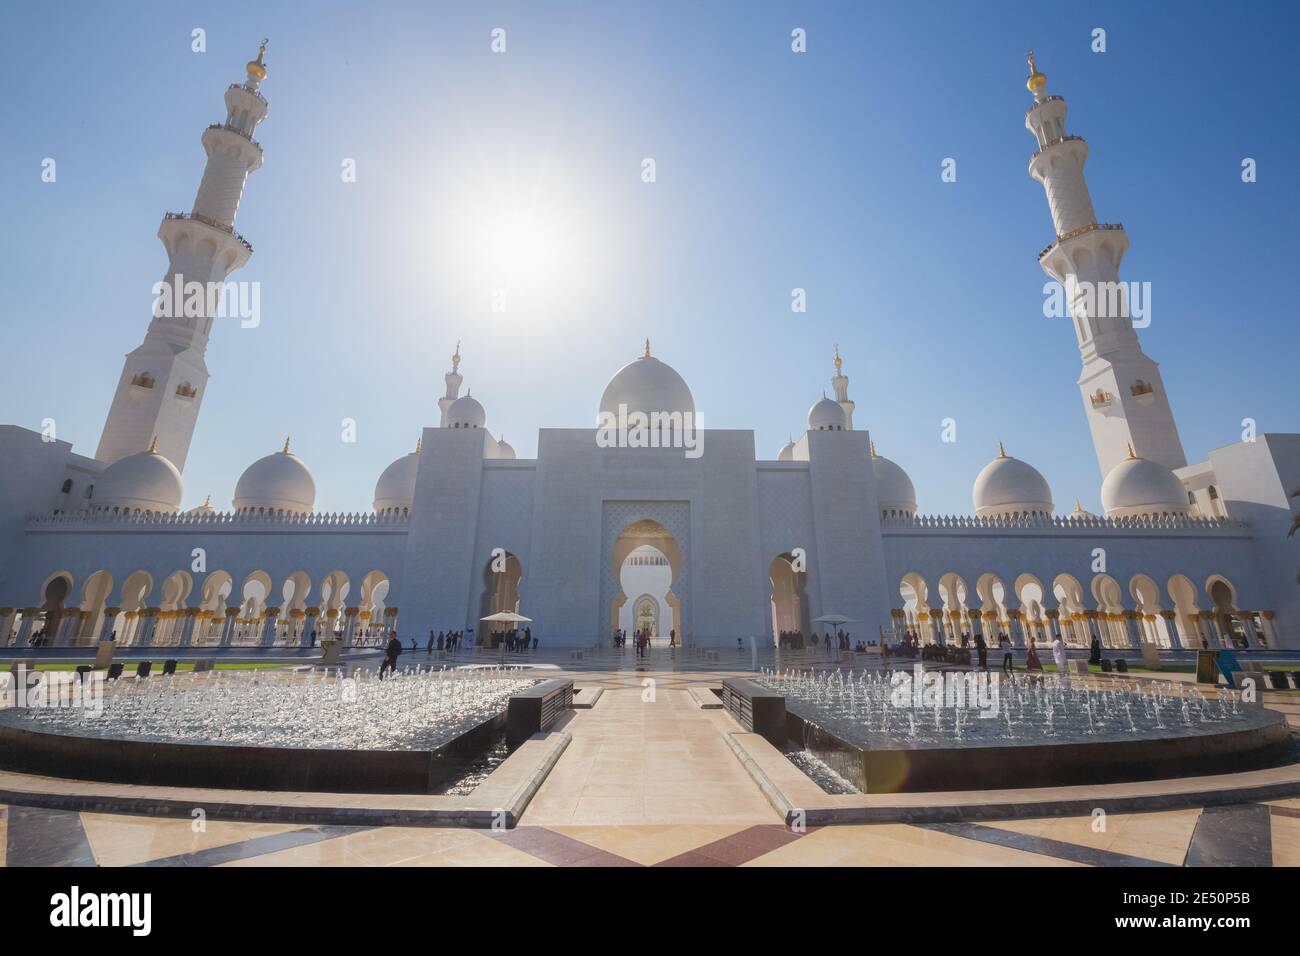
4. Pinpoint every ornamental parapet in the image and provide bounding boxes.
[27,509,412,531]
[881,512,1247,534]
